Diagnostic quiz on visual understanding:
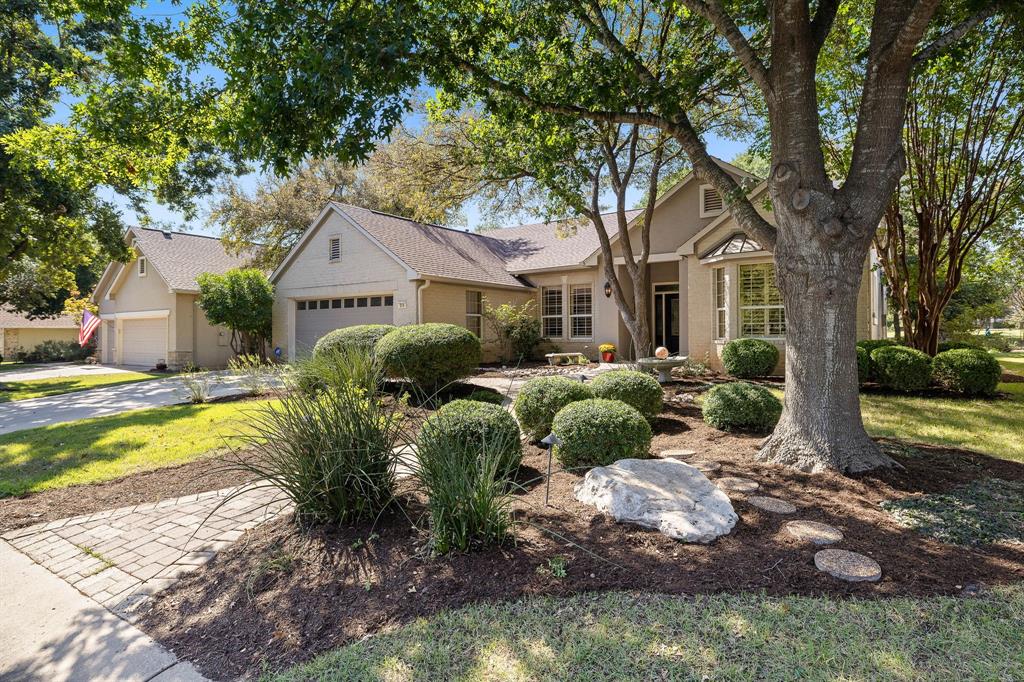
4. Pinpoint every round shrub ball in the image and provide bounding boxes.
[551,399,652,468]
[314,324,395,357]
[702,382,782,433]
[589,369,663,420]
[856,338,899,381]
[721,338,779,378]
[513,376,594,441]
[856,338,898,354]
[375,323,482,391]
[871,345,932,392]
[937,340,981,353]
[419,399,523,475]
[932,348,1001,396]
[856,346,870,385]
